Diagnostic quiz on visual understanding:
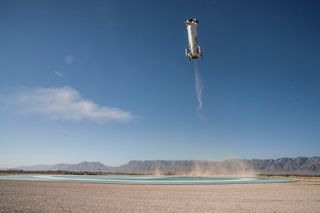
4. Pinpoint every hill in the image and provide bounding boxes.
[14,157,320,176]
